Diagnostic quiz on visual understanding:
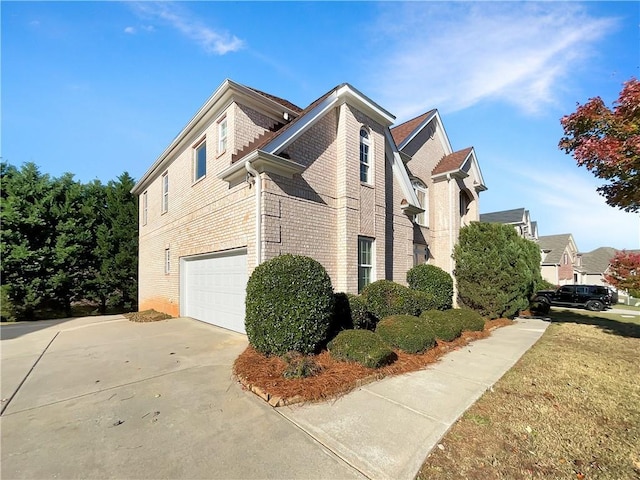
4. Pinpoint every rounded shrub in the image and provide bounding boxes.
[347,293,375,330]
[445,308,486,332]
[361,280,420,324]
[375,314,436,354]
[411,290,439,316]
[407,264,454,310]
[420,310,463,342]
[245,254,334,356]
[328,329,395,368]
